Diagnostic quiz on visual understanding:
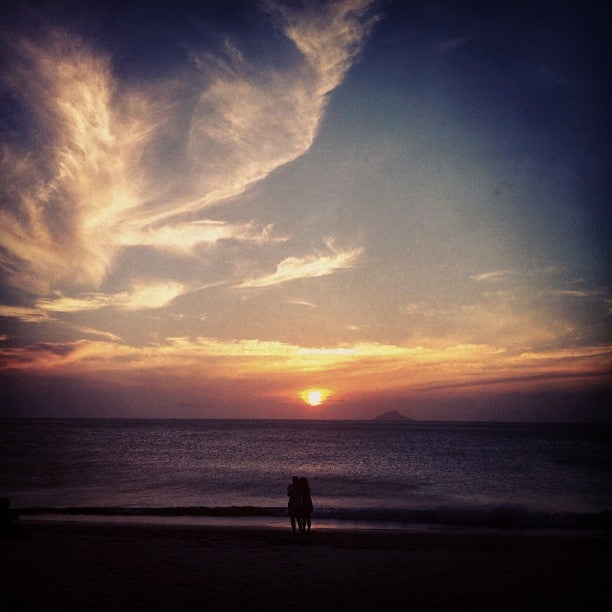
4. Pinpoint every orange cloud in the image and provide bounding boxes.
[1,336,608,403]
